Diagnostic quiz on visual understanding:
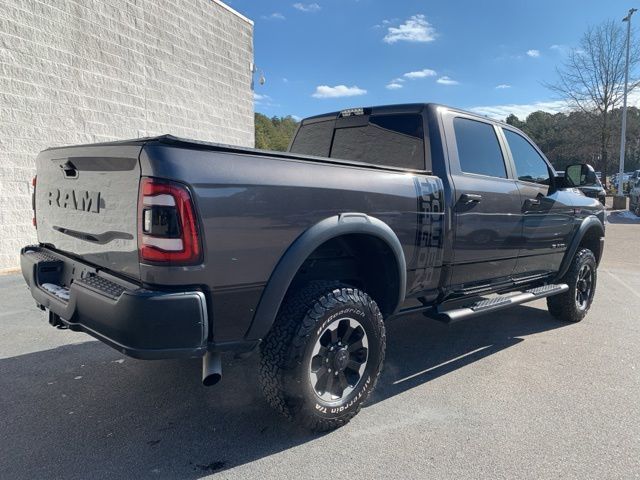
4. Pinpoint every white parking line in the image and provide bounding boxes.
[602,269,640,299]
